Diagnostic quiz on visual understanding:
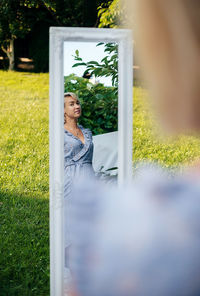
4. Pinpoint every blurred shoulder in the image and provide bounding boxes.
[133,162,200,201]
